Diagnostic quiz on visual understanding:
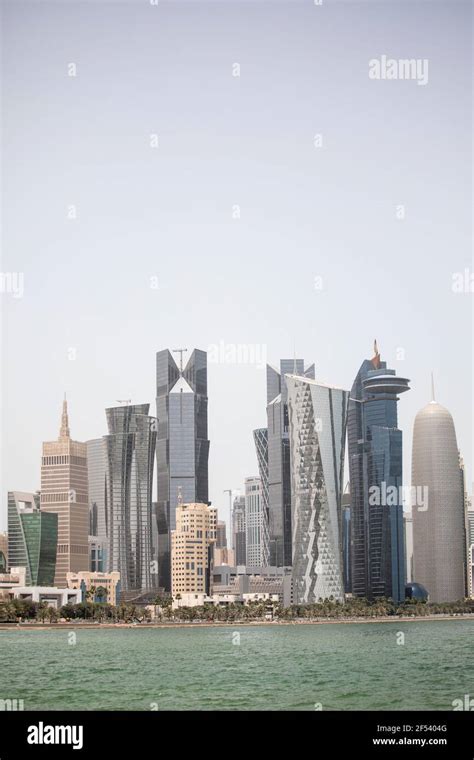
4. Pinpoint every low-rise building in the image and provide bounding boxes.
[66,571,121,605]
